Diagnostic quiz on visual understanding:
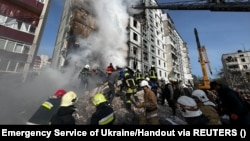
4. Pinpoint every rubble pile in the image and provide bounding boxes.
[75,84,187,125]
